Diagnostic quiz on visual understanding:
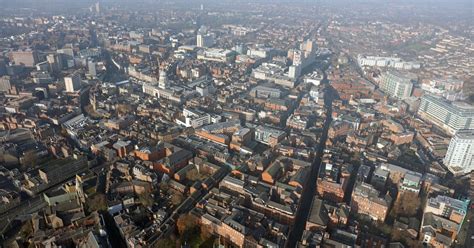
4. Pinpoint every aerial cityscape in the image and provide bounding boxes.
[0,0,473,247]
